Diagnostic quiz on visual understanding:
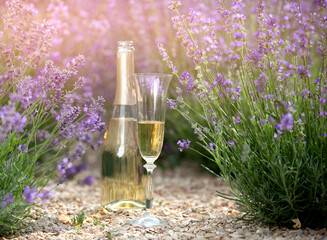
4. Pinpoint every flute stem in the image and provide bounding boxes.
[144,163,156,210]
